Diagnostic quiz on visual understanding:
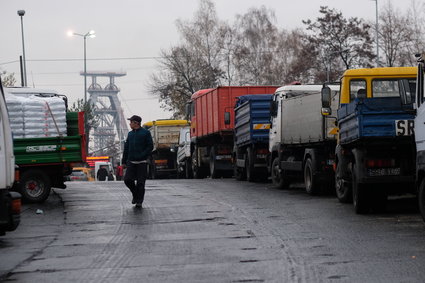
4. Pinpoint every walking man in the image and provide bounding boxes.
[122,115,153,208]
